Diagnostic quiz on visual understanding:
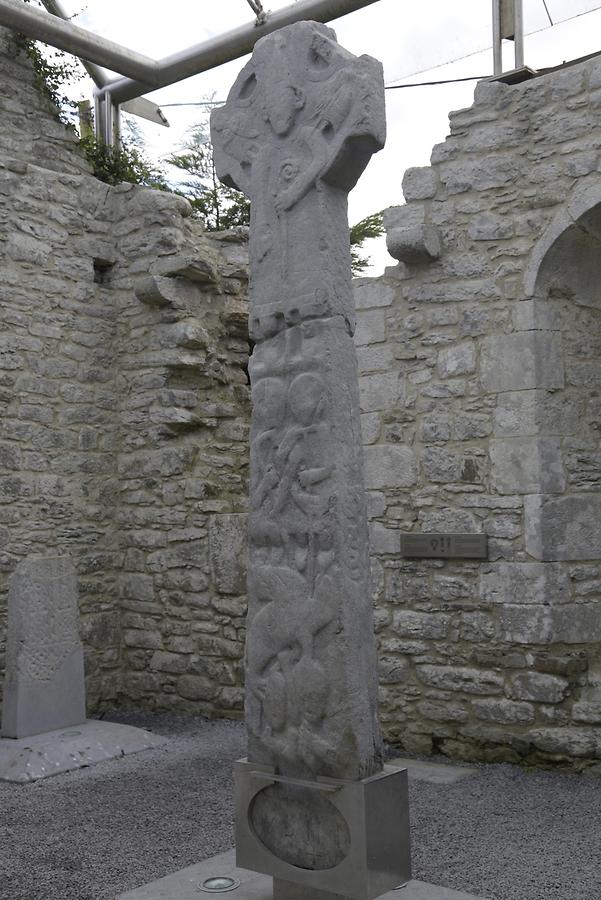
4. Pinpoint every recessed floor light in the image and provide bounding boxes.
[199,876,241,893]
